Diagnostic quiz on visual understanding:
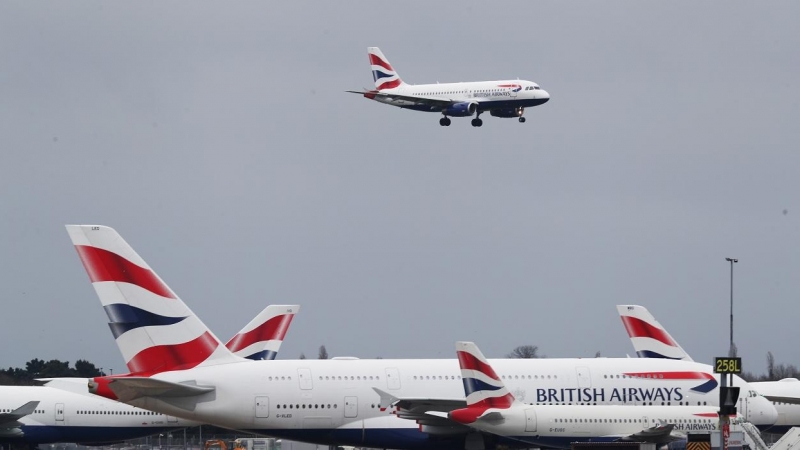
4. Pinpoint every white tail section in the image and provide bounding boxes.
[66,225,243,374]
[226,305,299,360]
[616,305,693,361]
[368,47,405,90]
